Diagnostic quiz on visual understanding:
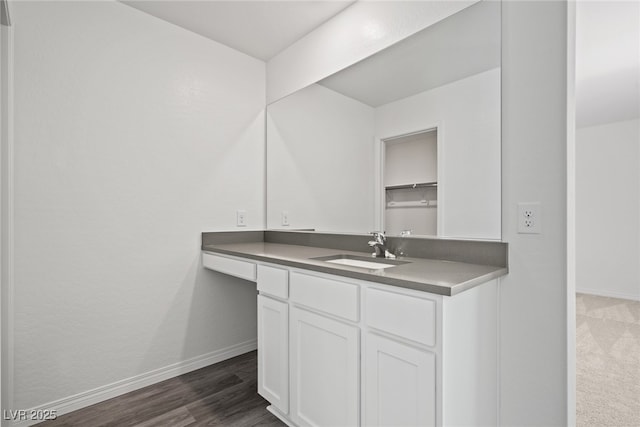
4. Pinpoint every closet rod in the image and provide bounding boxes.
[385,182,437,191]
